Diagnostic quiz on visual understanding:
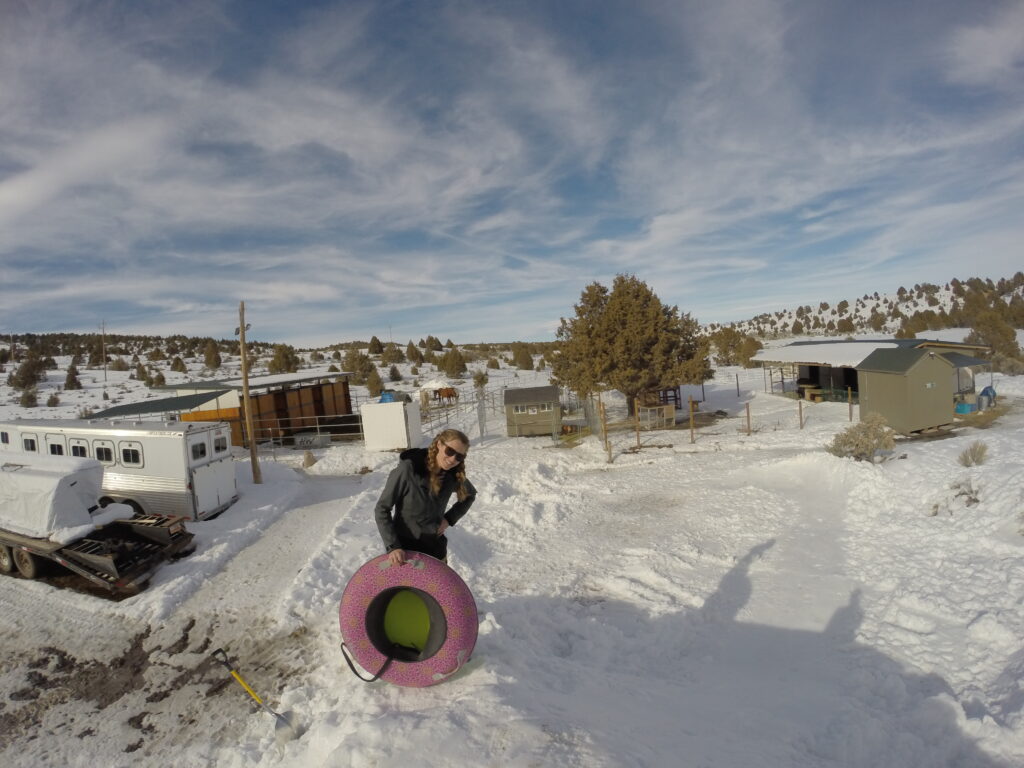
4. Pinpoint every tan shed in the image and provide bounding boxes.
[504,385,561,437]
[856,348,956,433]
